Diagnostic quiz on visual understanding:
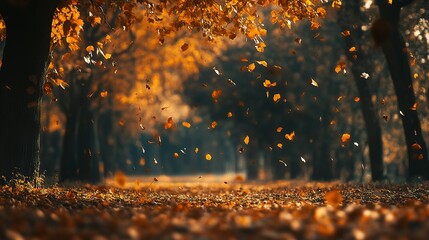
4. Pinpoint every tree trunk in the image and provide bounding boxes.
[0,1,56,184]
[60,111,79,182]
[375,0,429,180]
[338,0,384,181]
[245,144,259,180]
